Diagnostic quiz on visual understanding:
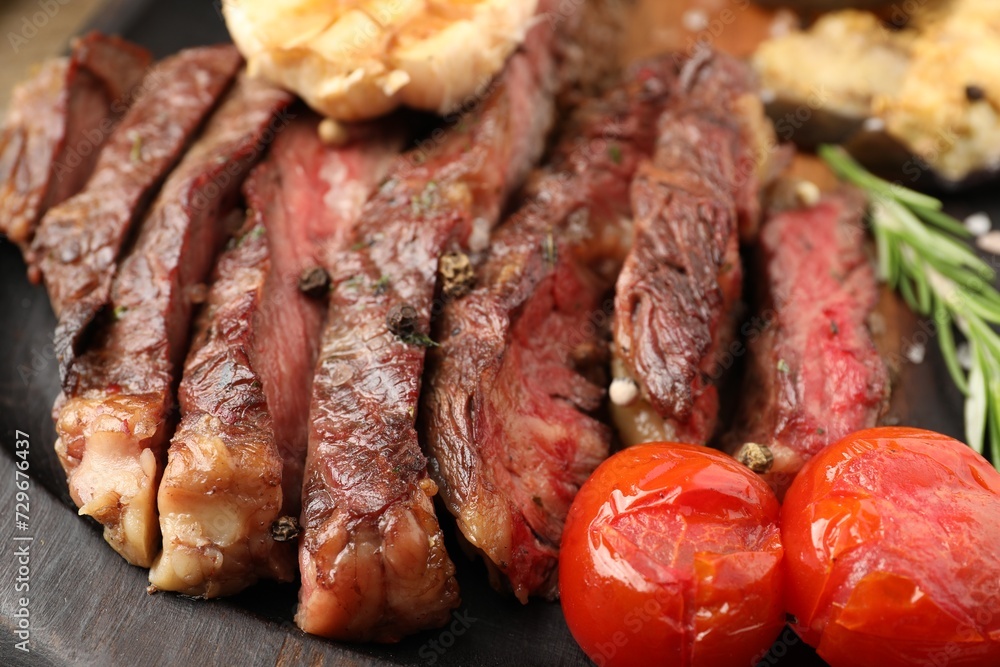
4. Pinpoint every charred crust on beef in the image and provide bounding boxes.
[422,55,679,602]
[439,252,475,298]
[723,193,889,497]
[299,266,330,298]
